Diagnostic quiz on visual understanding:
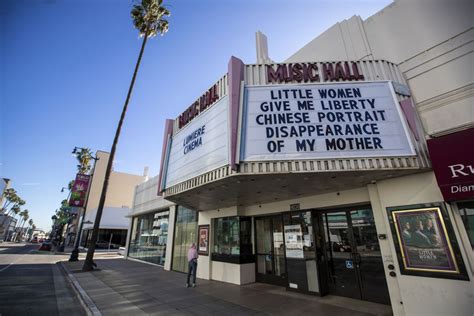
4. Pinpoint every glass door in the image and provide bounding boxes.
[320,207,390,305]
[350,210,390,305]
[255,215,287,286]
[172,206,198,273]
[323,211,360,299]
